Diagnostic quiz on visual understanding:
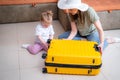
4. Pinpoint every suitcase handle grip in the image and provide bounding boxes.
[47,39,52,48]
[94,44,102,55]
[47,39,52,44]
